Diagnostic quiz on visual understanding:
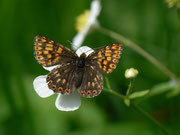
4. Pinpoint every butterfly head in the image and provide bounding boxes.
[80,53,87,58]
